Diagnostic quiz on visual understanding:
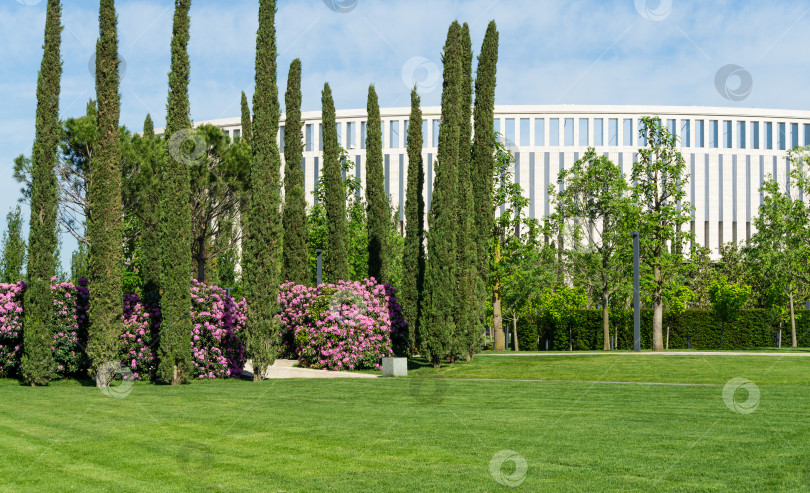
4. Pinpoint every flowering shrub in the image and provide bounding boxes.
[190,280,247,379]
[120,293,159,381]
[277,278,408,371]
[0,282,25,377]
